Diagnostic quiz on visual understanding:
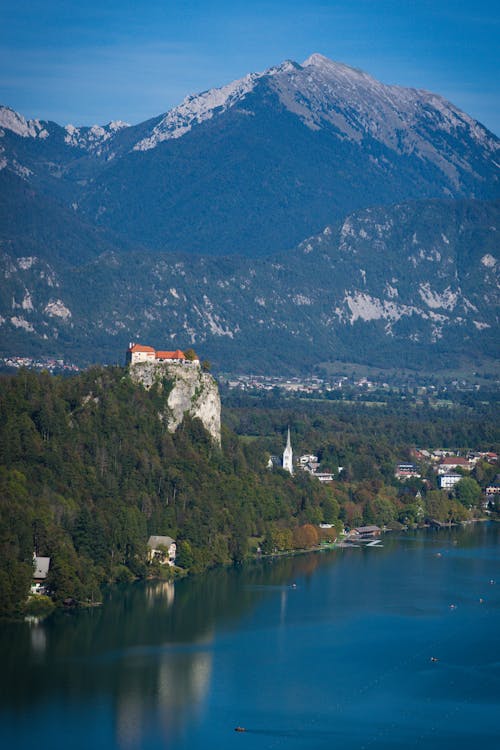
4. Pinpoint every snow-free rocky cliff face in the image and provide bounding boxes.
[128,361,221,445]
